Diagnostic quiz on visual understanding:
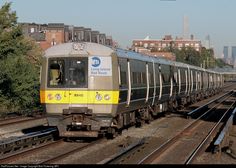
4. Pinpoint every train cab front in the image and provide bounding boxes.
[40,43,119,138]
